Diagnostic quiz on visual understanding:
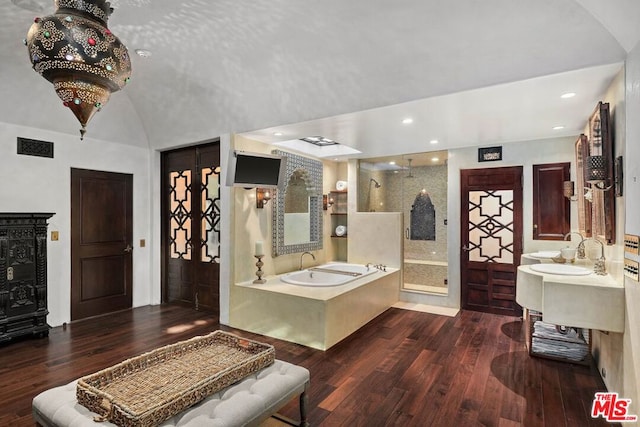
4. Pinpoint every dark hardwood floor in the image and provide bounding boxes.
[0,304,615,427]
